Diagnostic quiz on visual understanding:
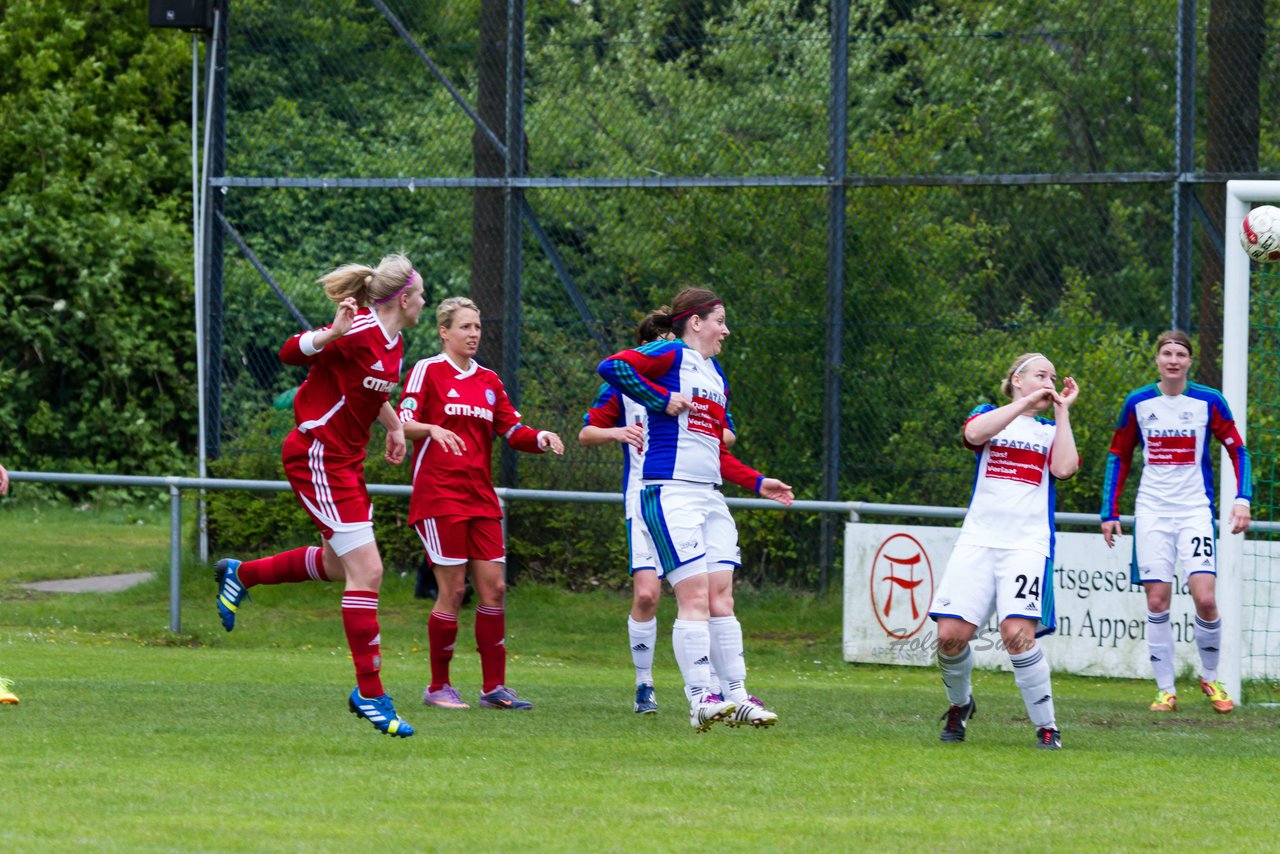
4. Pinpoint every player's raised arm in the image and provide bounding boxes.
[929,350,1068,750]
[213,253,425,739]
